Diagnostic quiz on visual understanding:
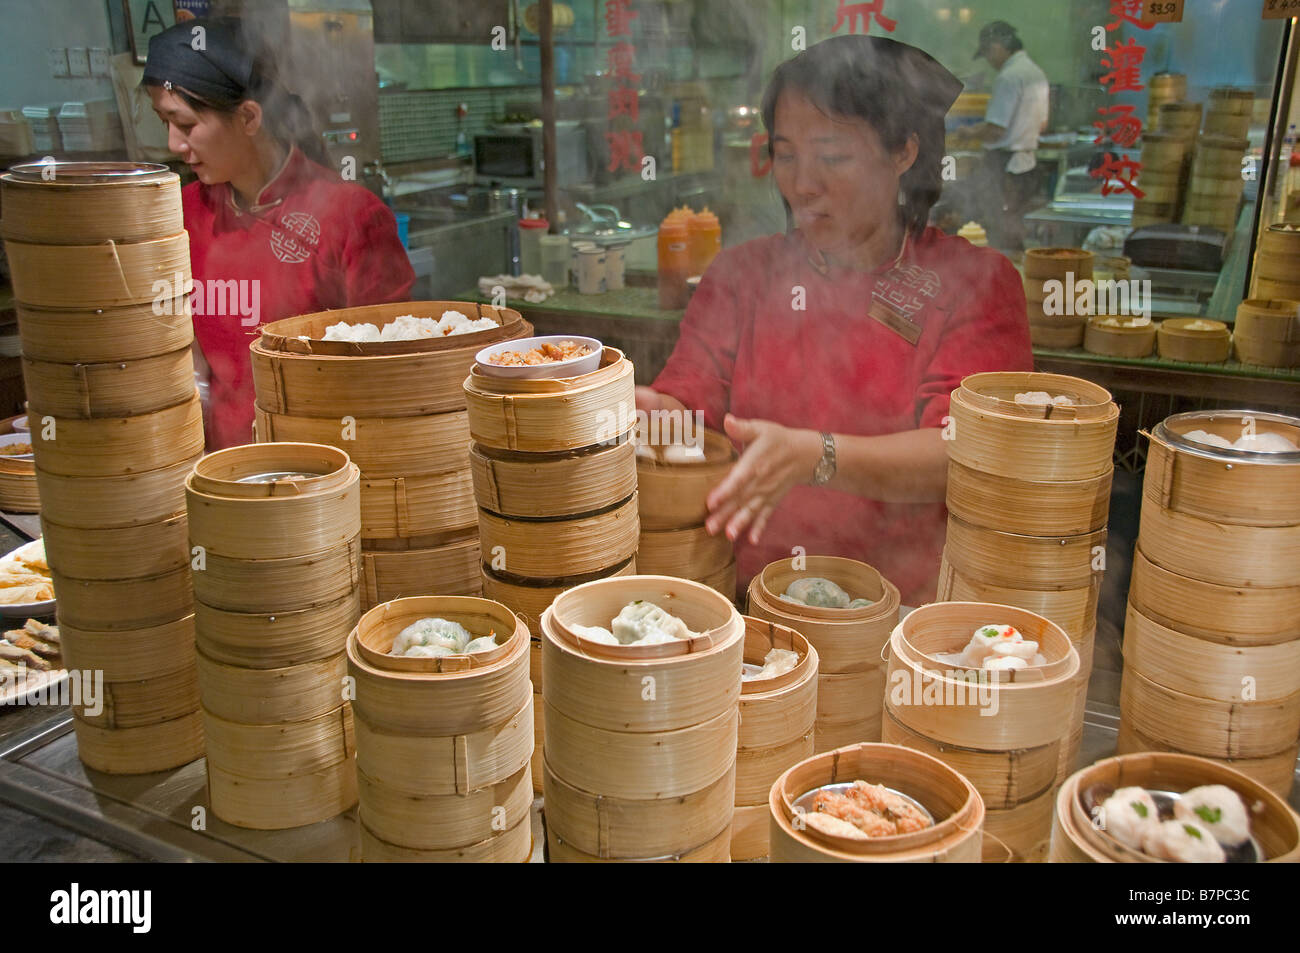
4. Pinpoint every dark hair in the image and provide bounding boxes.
[1003,35,1024,54]
[760,35,957,237]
